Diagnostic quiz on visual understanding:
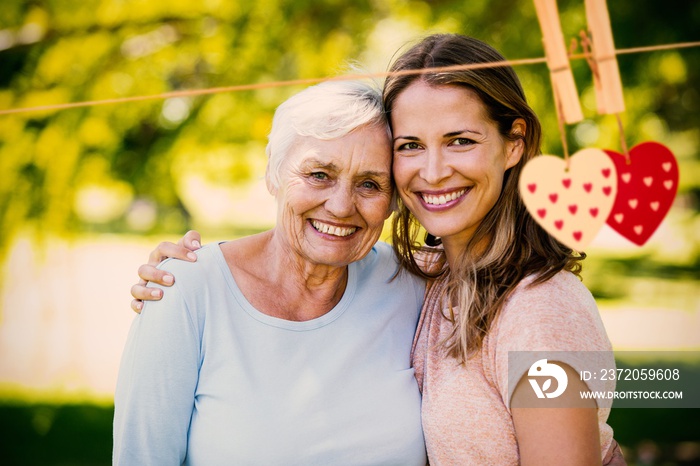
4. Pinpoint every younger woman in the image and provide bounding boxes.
[385,33,623,465]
